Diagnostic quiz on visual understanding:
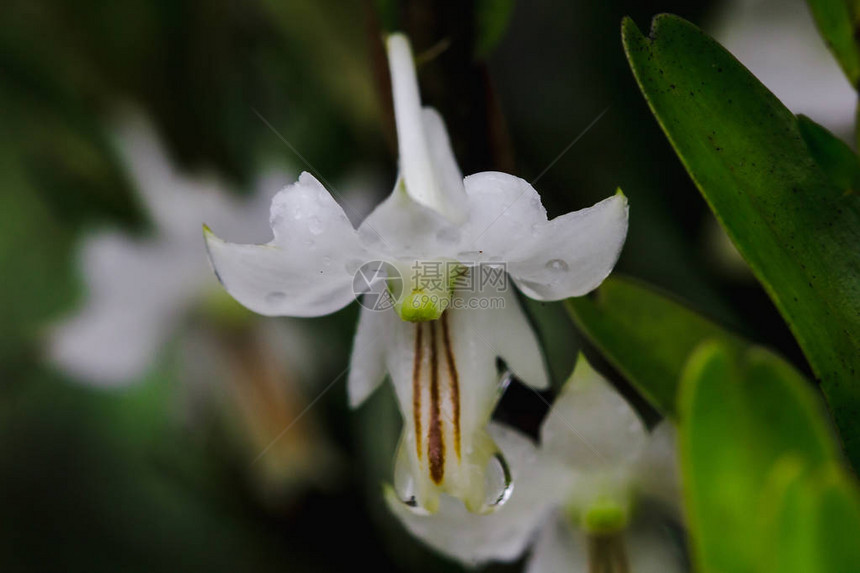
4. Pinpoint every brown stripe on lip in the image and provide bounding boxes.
[440,312,461,460]
[427,320,445,484]
[412,323,423,461]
